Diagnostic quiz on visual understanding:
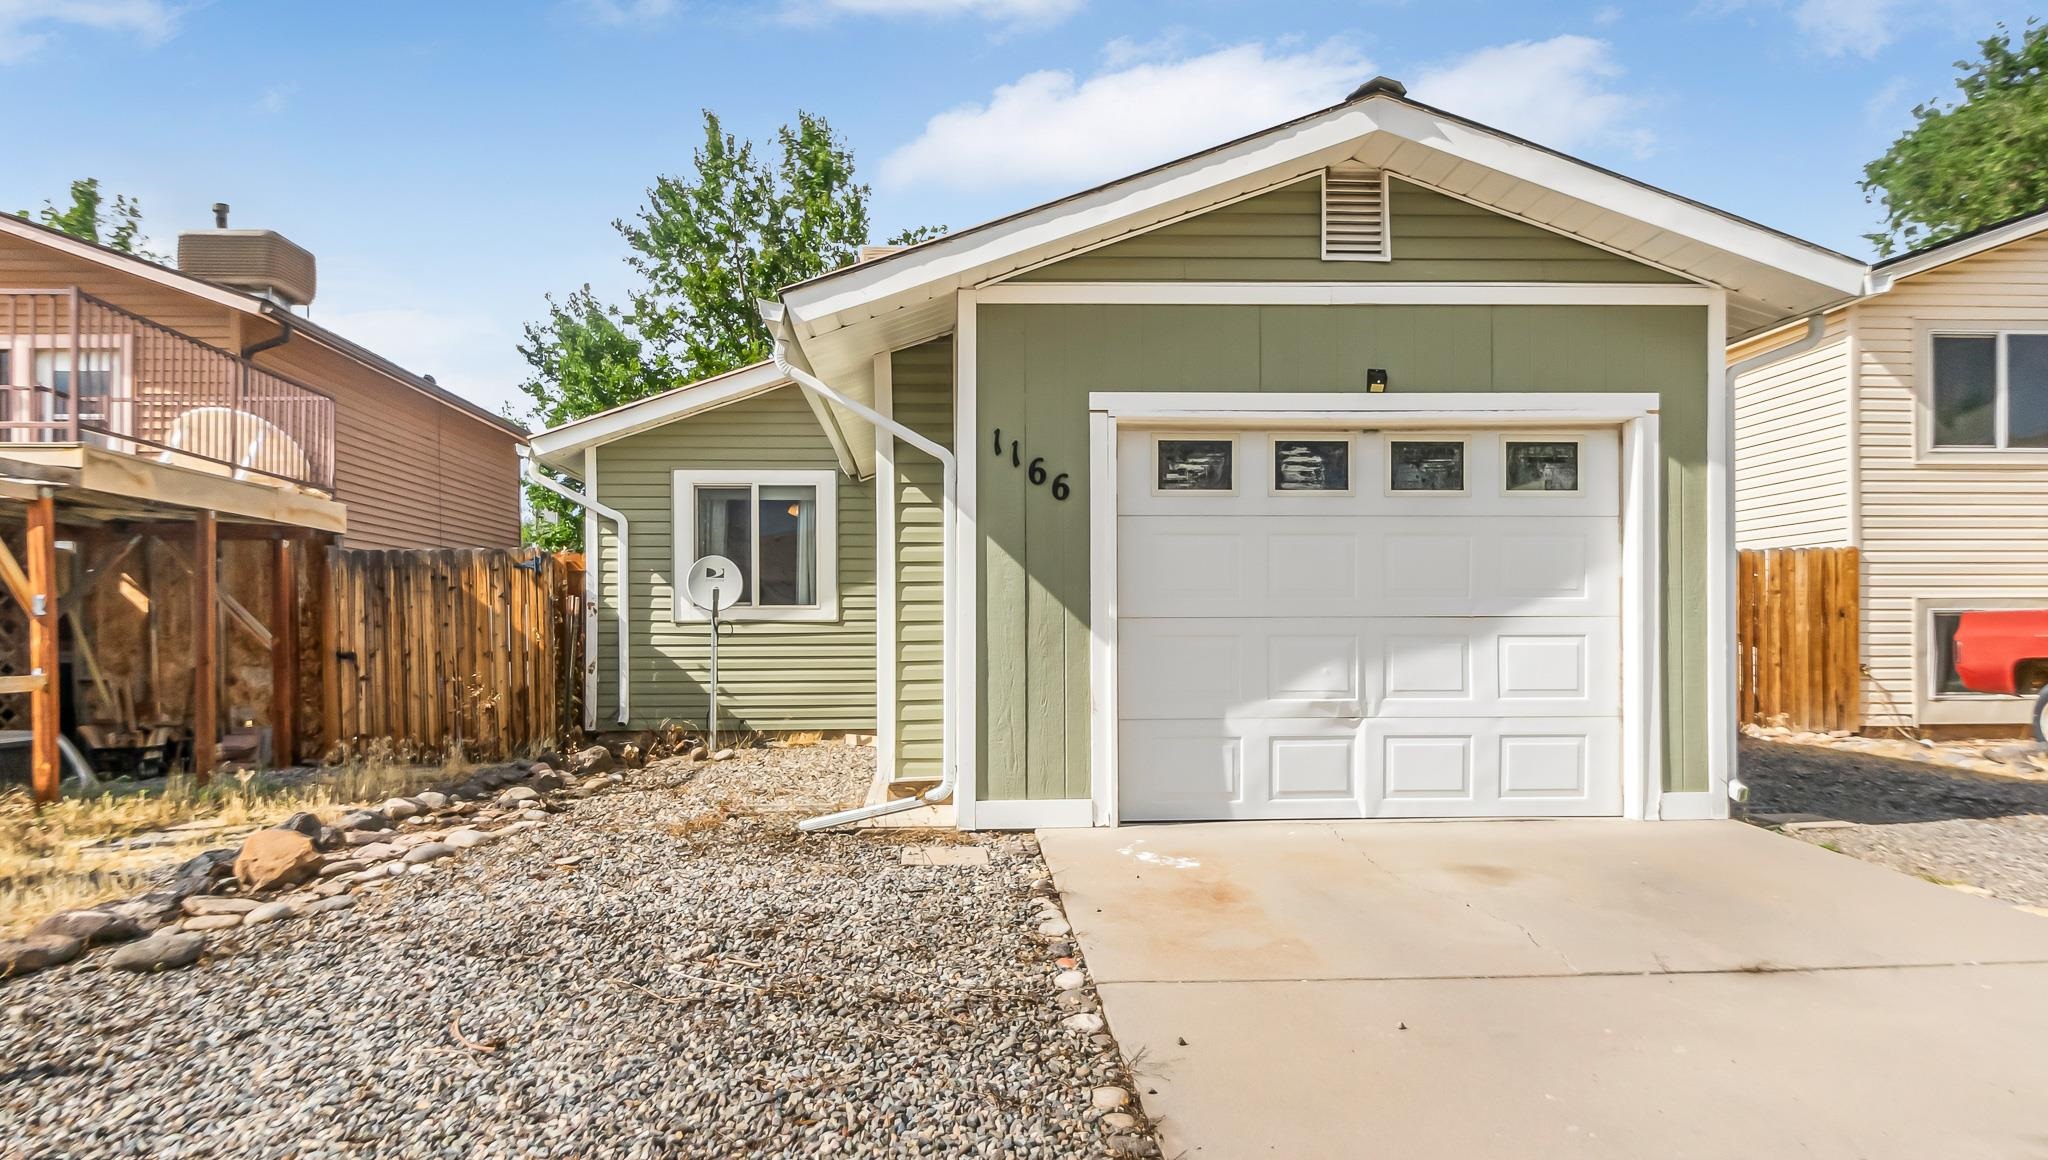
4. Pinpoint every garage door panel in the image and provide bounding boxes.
[1121,618,1366,719]
[1372,617,1617,718]
[1121,515,1616,618]
[1121,719,1366,821]
[1367,718,1621,817]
